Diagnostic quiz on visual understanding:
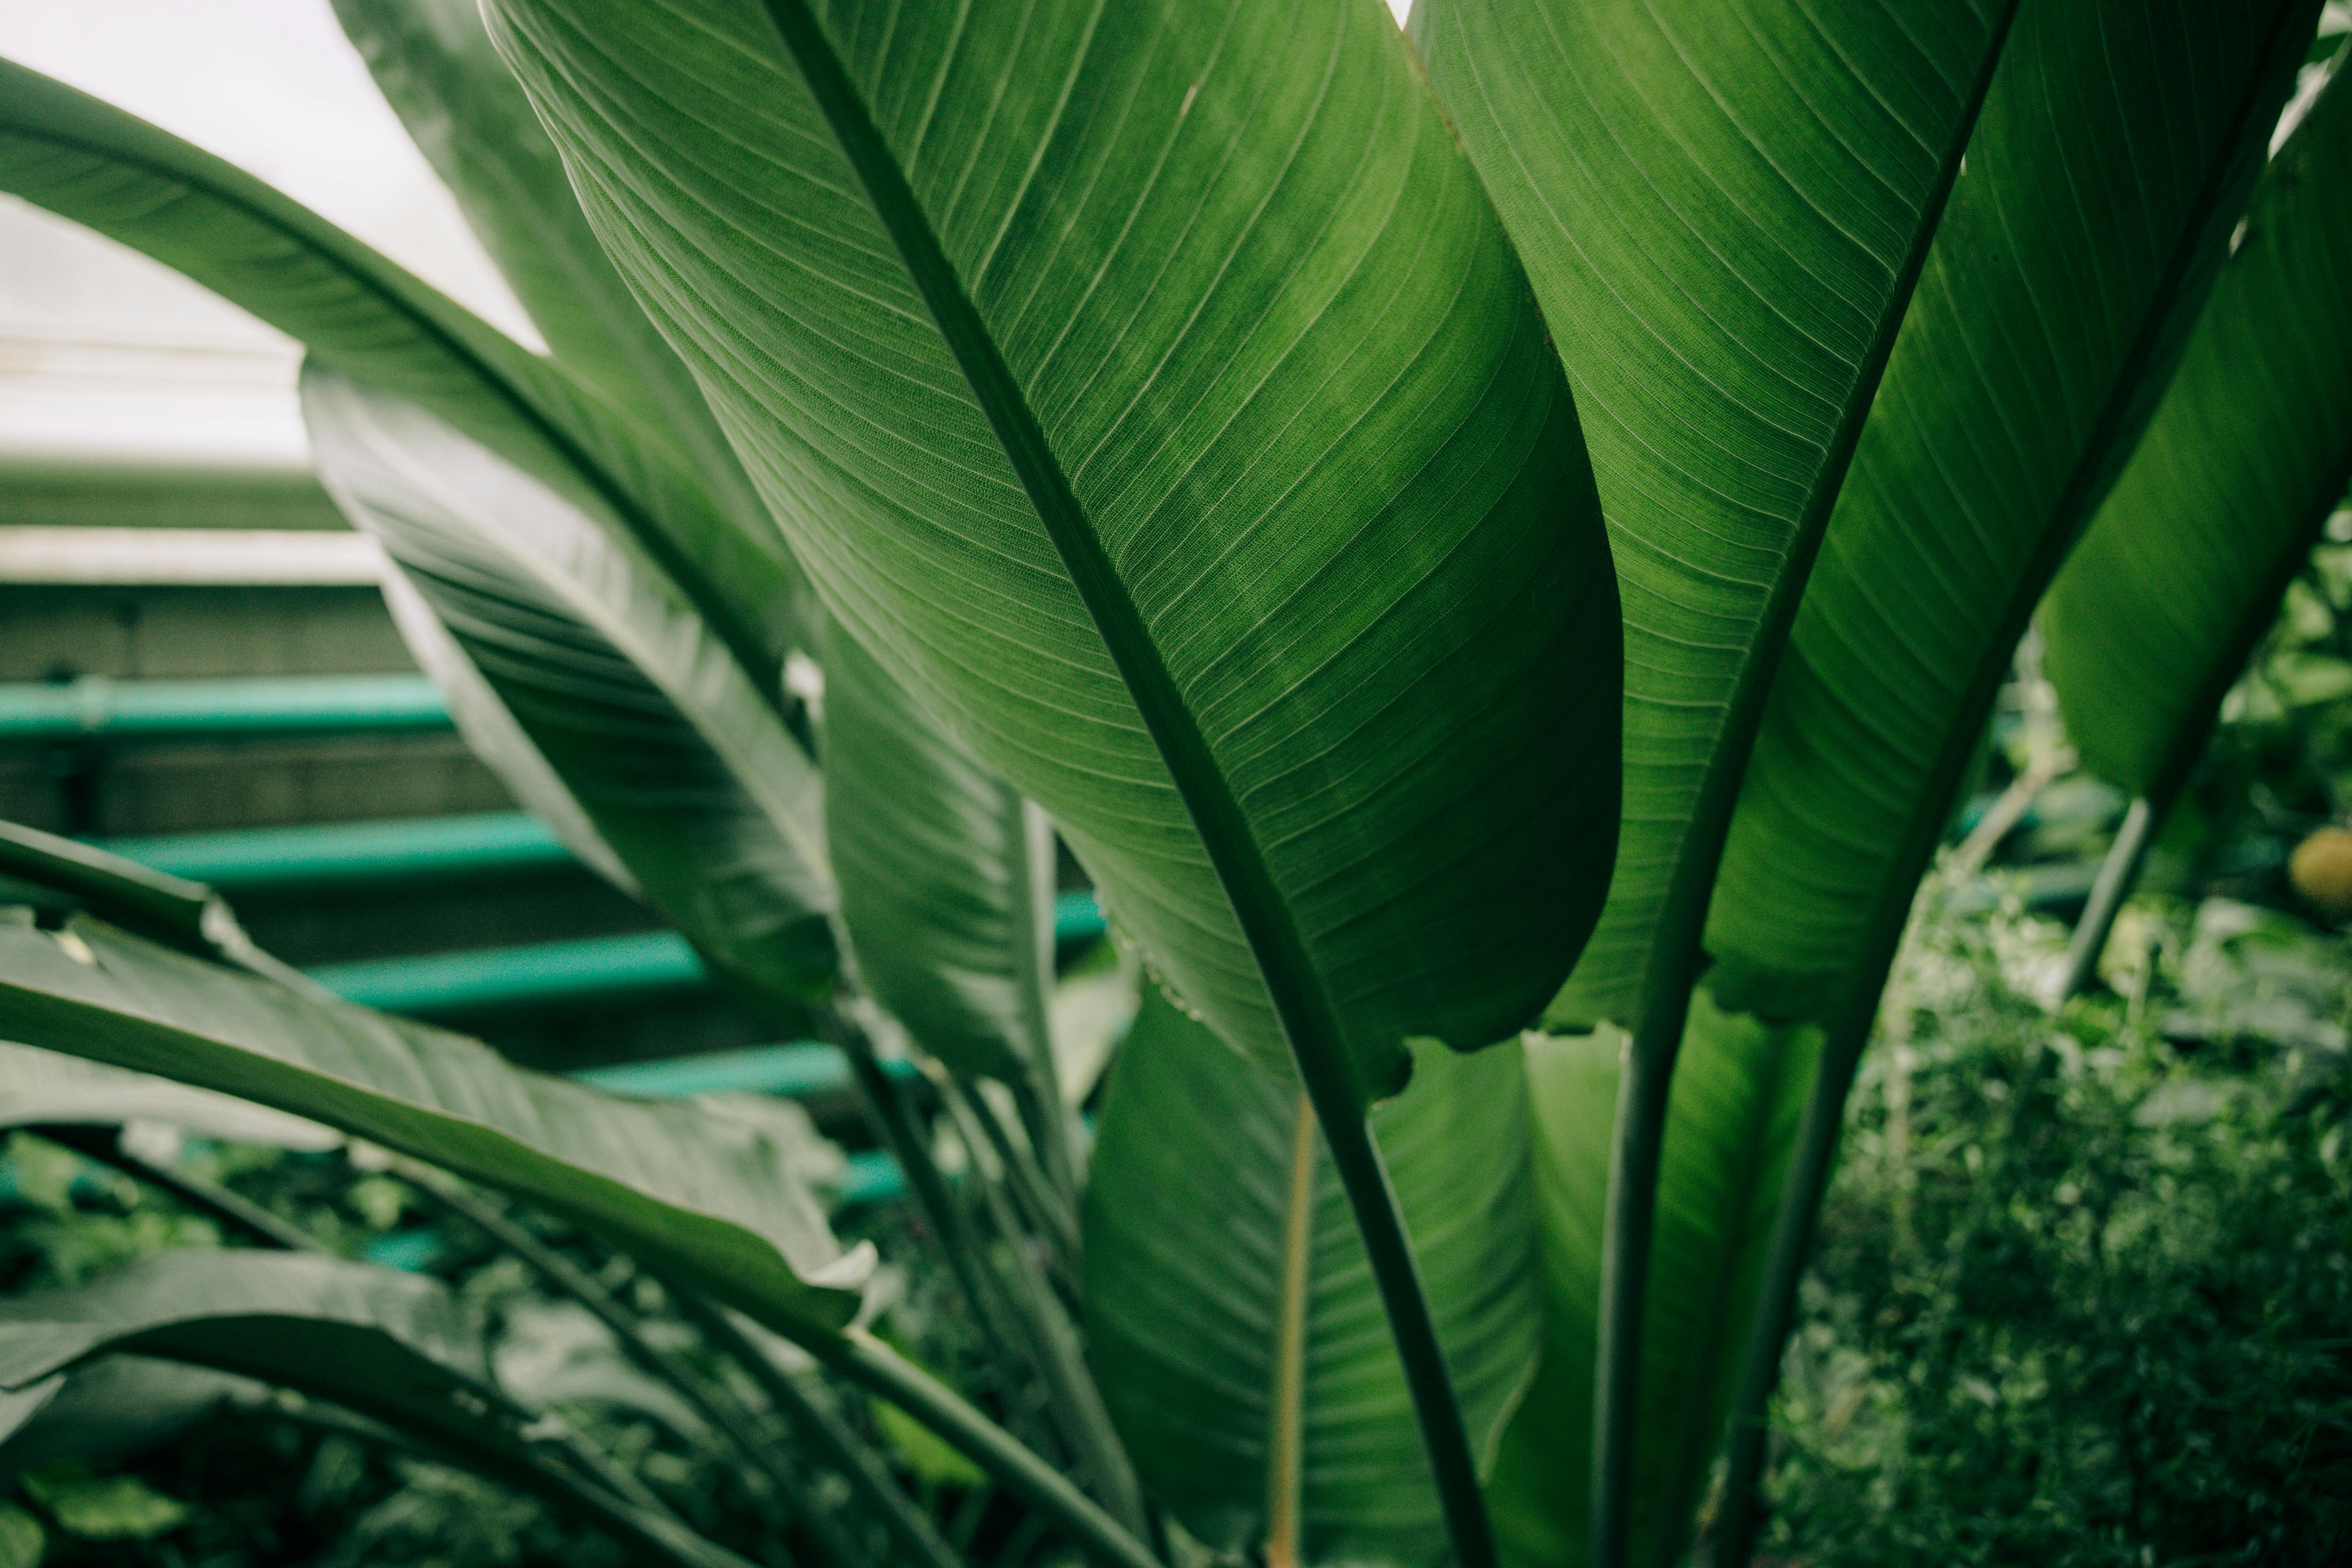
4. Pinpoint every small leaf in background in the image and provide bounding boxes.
[0,1504,40,1568]
[21,1463,191,1542]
